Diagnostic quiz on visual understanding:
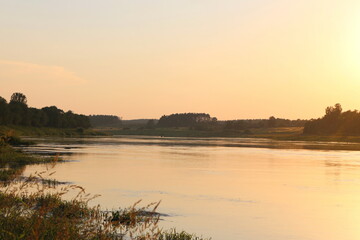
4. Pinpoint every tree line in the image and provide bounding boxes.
[157,113,217,128]
[304,103,360,135]
[155,113,305,131]
[4,93,351,135]
[224,117,306,131]
[0,93,90,128]
[89,115,122,128]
